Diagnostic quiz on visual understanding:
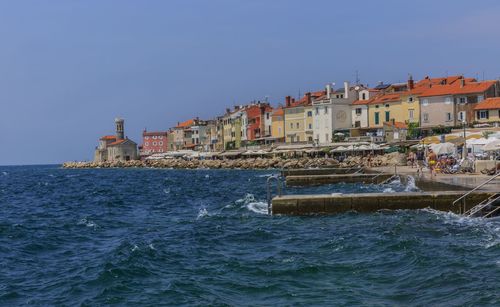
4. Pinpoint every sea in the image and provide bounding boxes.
[0,165,499,306]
